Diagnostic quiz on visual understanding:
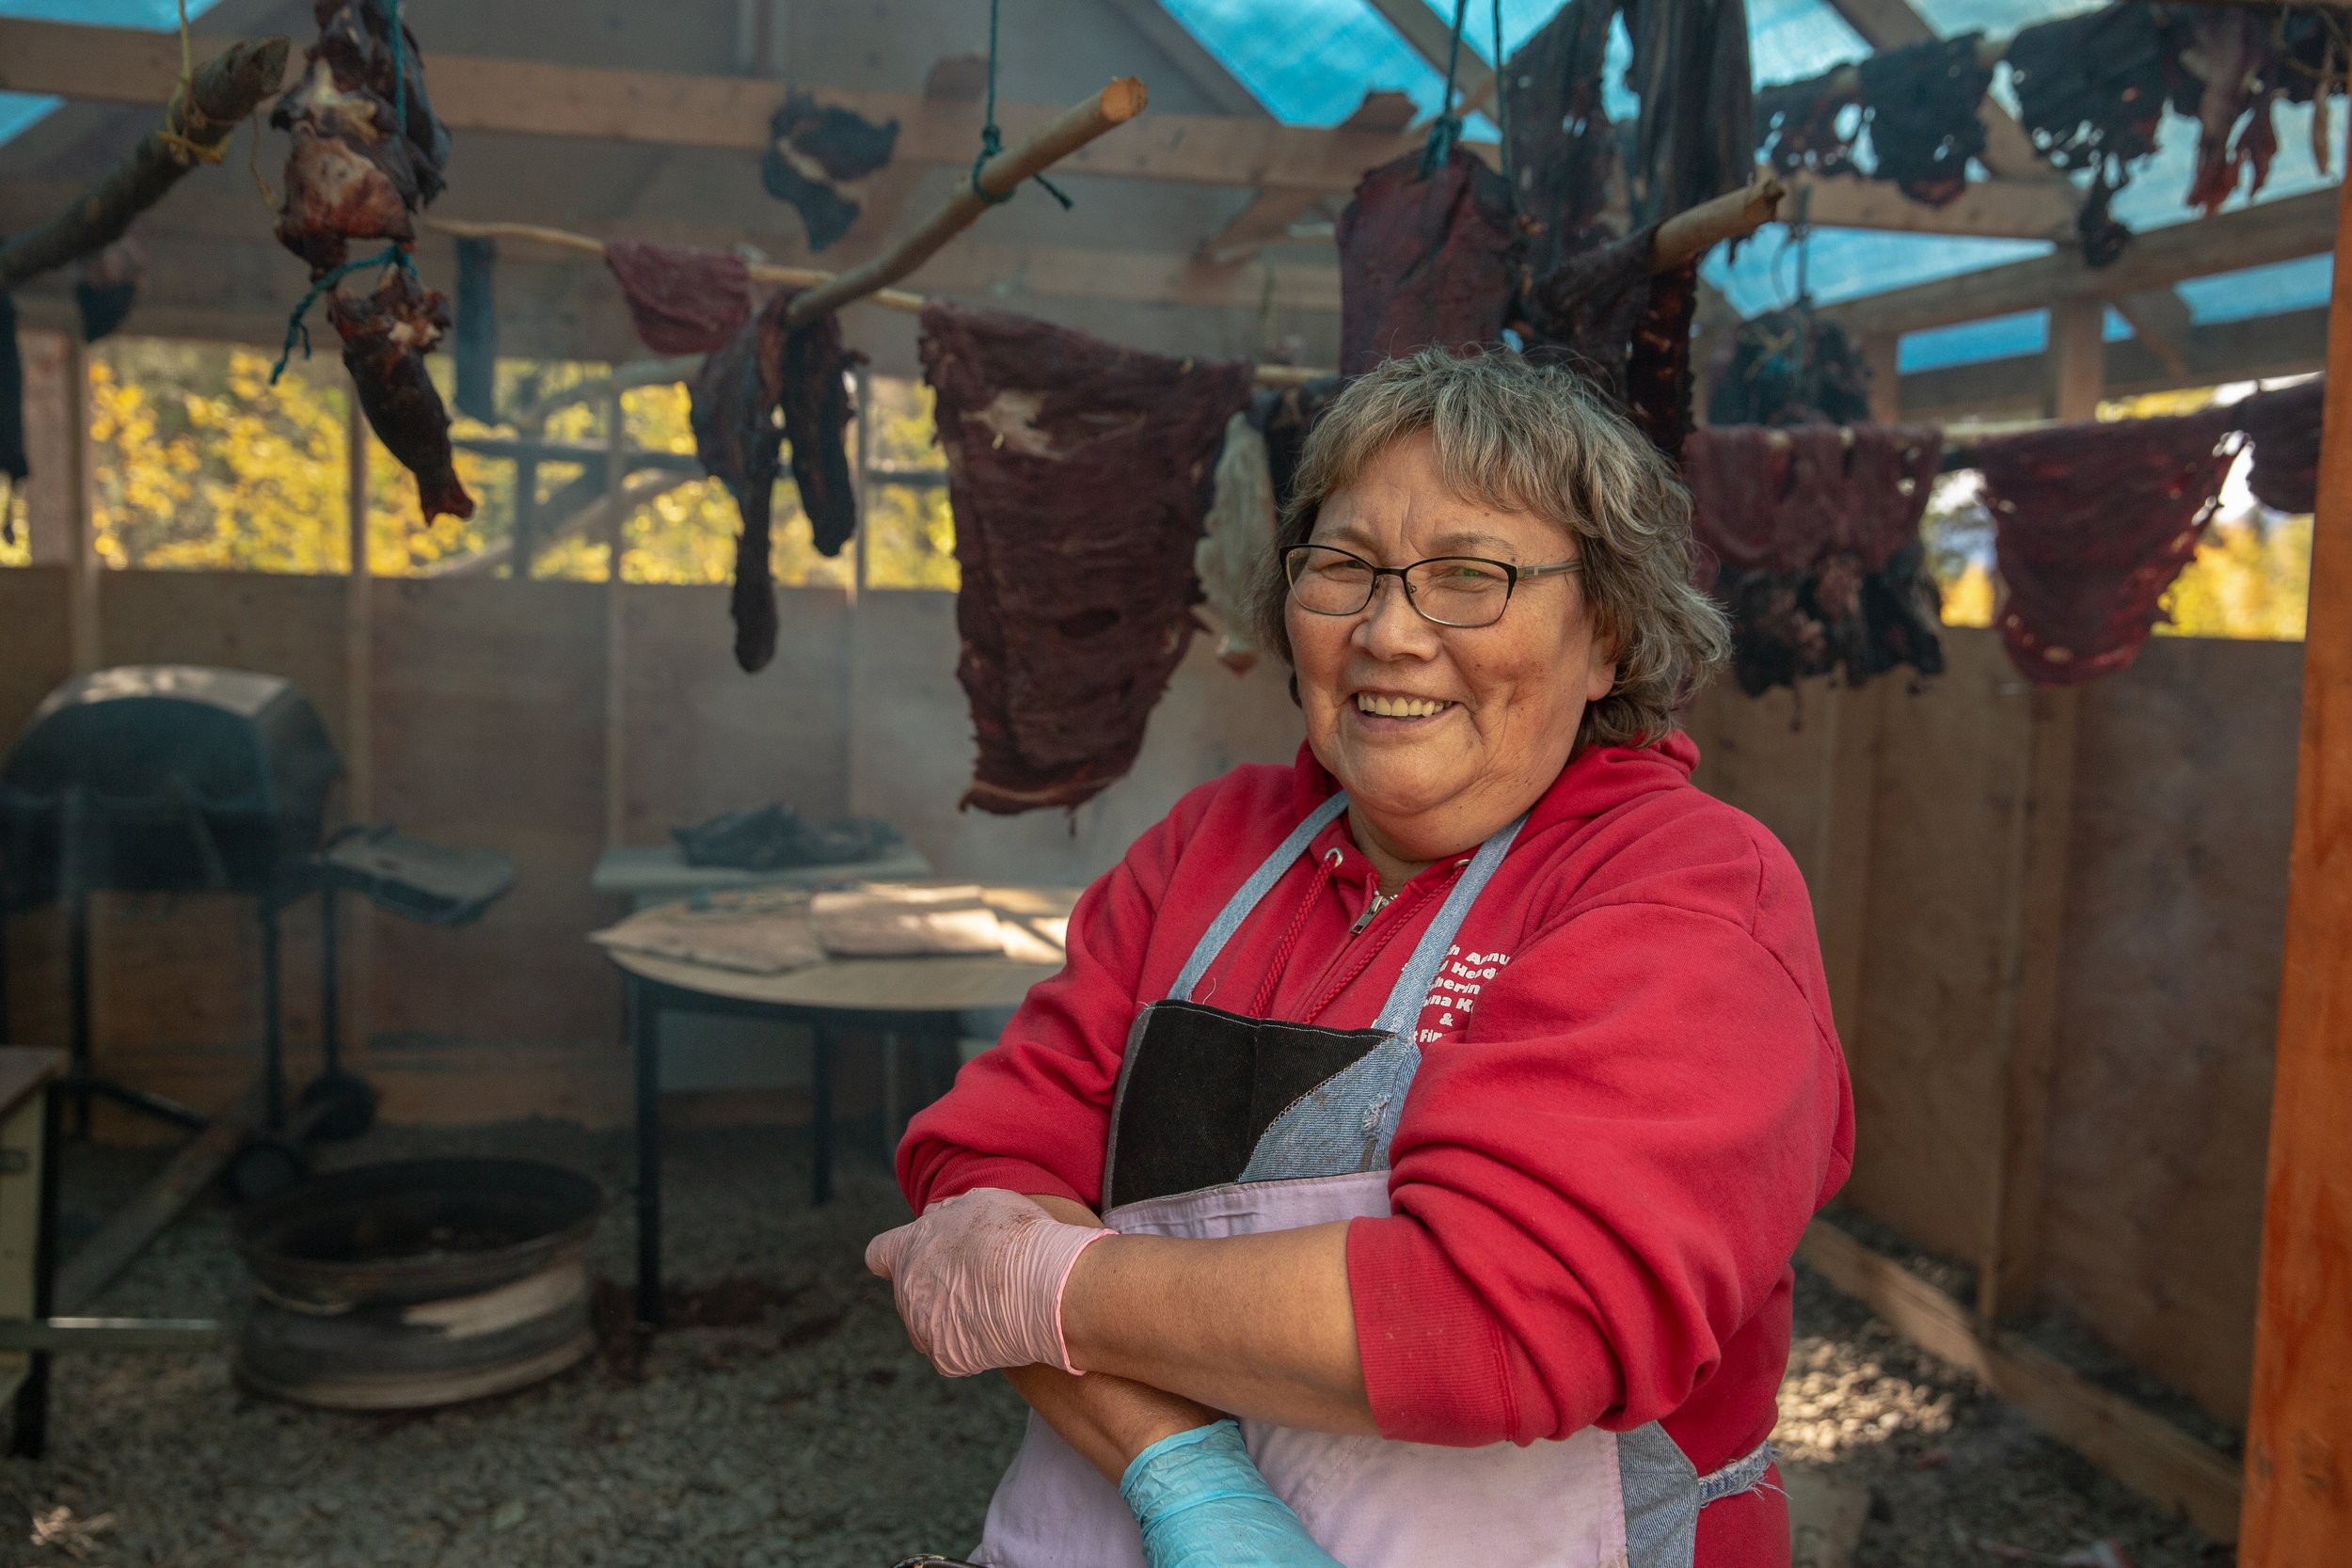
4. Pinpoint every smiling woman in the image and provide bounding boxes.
[871,347,1852,1568]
